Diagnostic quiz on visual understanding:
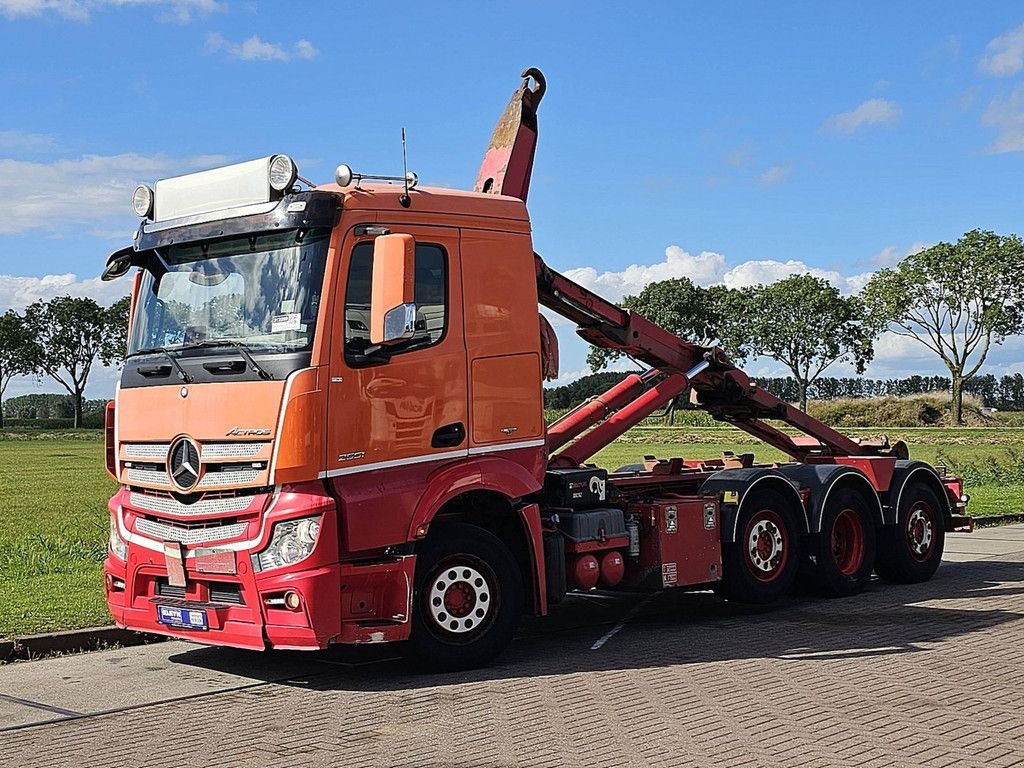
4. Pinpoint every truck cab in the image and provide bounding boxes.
[104,157,548,660]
